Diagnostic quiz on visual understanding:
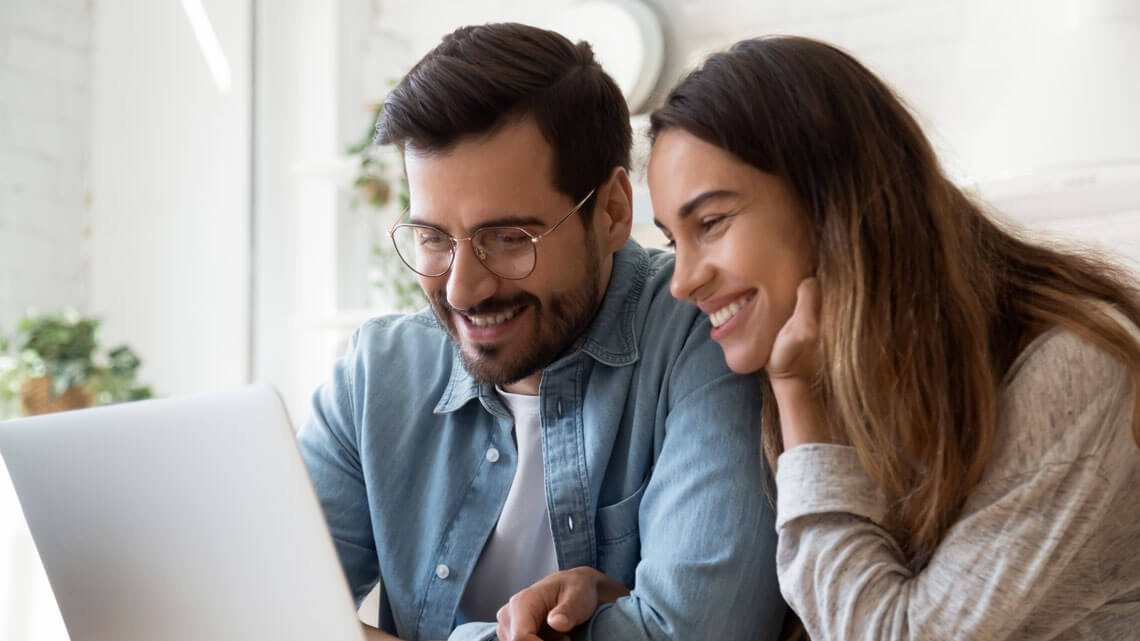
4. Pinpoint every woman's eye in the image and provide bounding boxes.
[700,215,725,233]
